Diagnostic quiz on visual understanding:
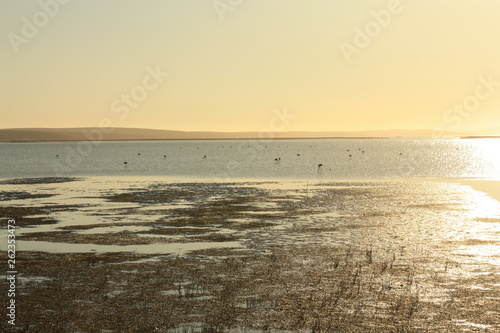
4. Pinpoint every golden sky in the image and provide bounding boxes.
[1,0,500,132]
